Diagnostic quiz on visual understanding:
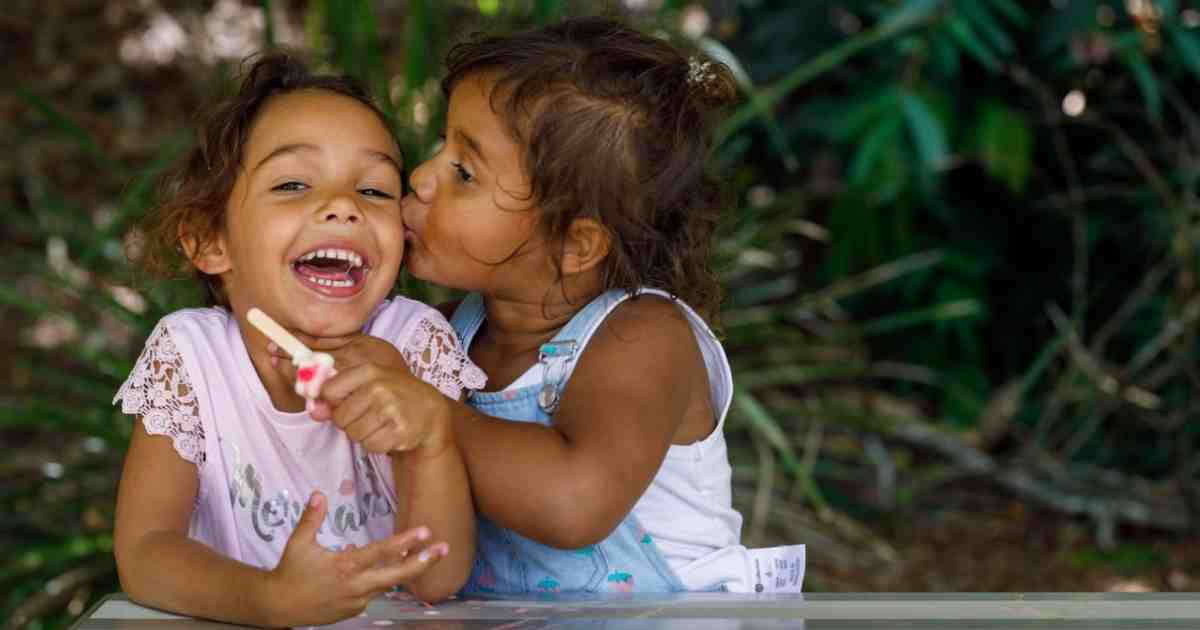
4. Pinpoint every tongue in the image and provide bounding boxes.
[296,261,352,281]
